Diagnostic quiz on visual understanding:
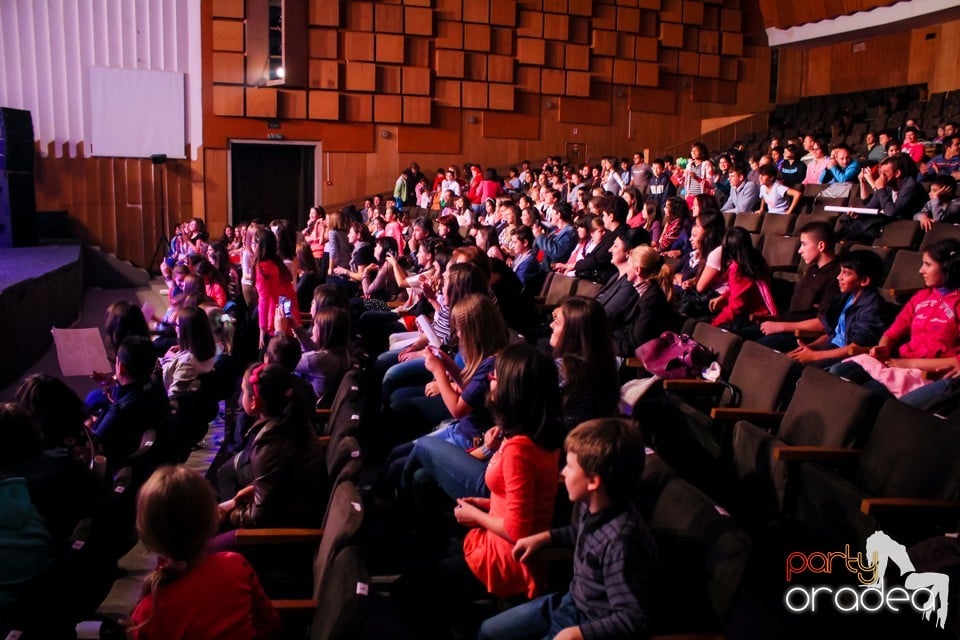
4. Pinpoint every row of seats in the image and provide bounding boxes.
[632,322,960,550]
